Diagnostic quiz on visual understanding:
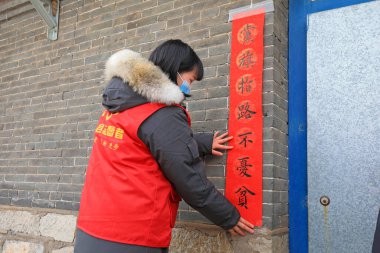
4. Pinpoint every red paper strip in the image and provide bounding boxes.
[226,12,265,227]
